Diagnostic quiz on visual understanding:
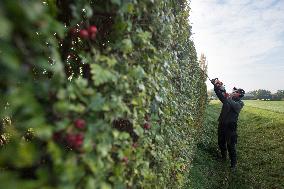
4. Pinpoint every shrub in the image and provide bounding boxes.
[0,0,207,188]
